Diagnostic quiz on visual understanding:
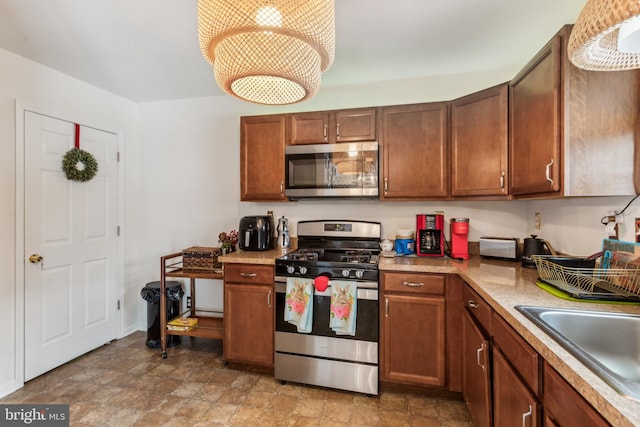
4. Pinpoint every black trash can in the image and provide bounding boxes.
[140,281,184,348]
